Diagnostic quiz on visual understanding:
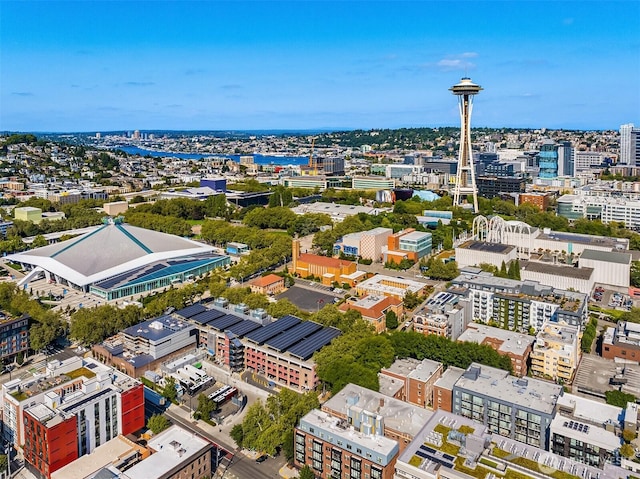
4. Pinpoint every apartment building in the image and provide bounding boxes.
[321,383,433,454]
[352,176,396,190]
[175,304,342,392]
[2,357,144,478]
[432,367,465,413]
[457,323,534,377]
[379,358,443,409]
[551,393,624,468]
[339,295,403,334]
[602,321,640,361]
[92,314,198,378]
[0,313,30,362]
[519,192,553,211]
[452,364,563,448]
[557,194,640,230]
[295,409,398,479]
[355,275,427,301]
[450,271,587,333]
[530,322,581,383]
[412,292,471,341]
